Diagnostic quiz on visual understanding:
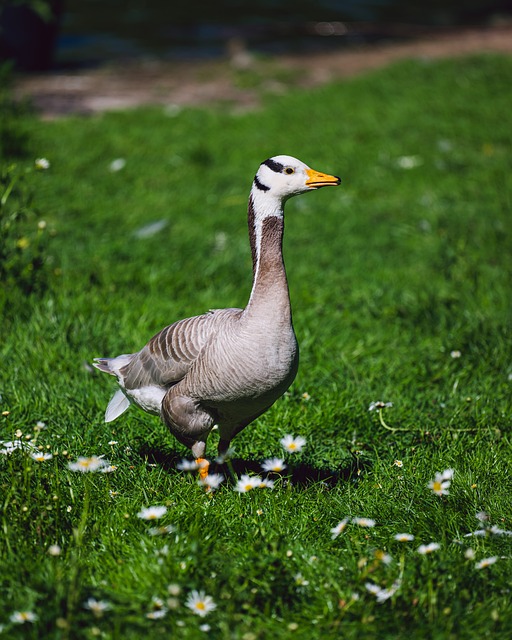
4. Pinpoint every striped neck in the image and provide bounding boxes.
[245,190,290,316]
